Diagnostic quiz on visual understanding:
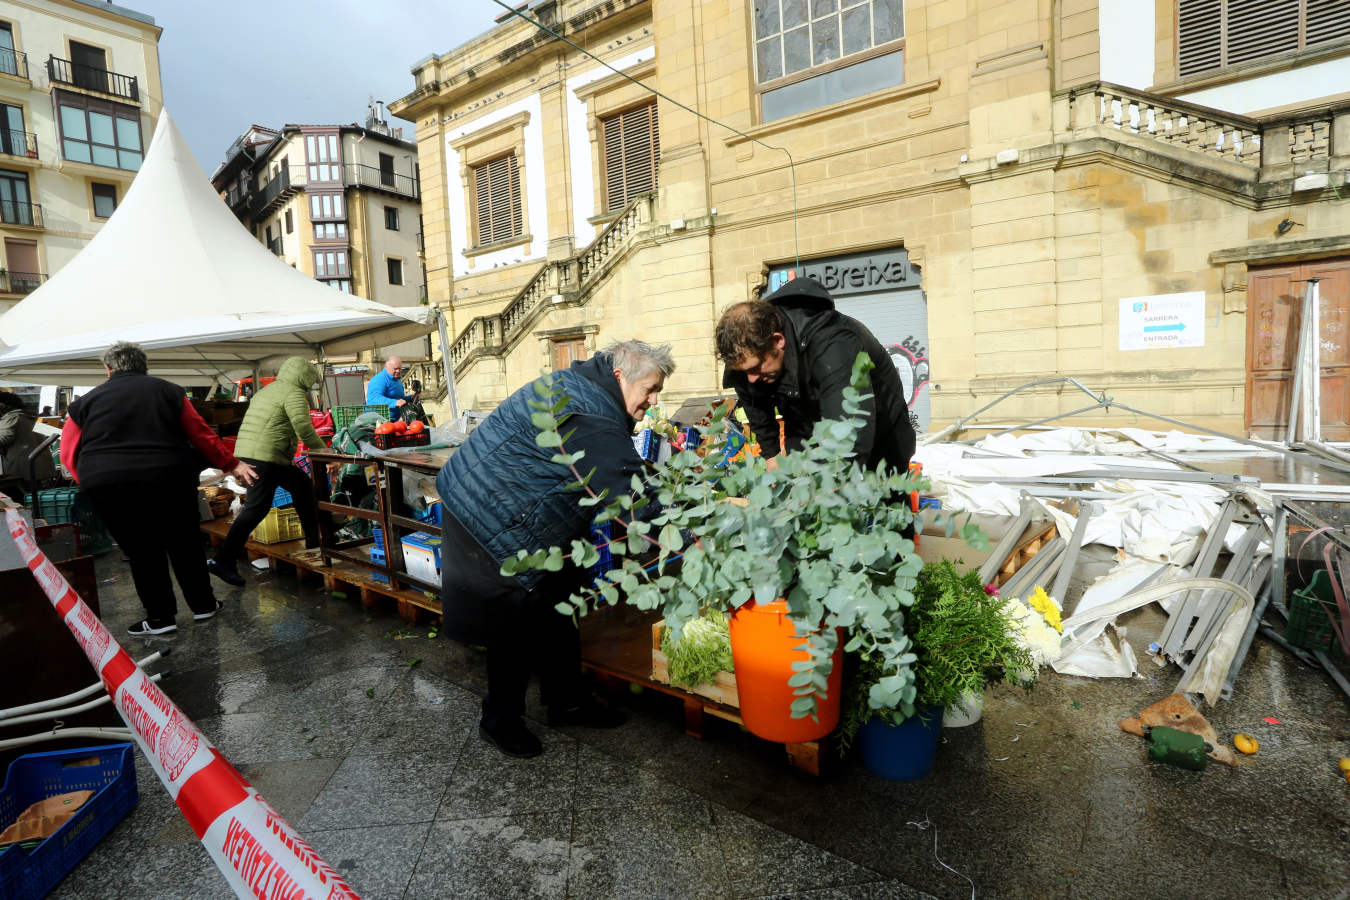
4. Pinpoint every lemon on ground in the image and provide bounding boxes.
[1233,733,1259,755]
[1339,757,1350,772]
